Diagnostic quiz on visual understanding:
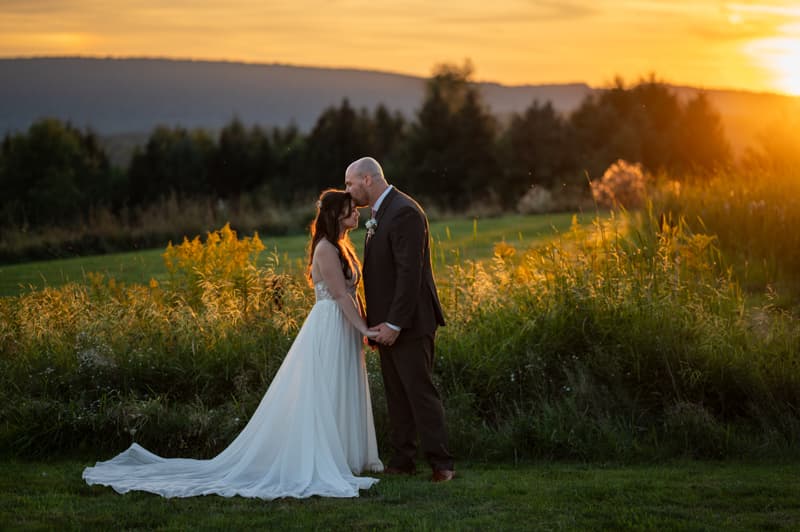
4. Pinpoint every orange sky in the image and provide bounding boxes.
[1,0,799,95]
